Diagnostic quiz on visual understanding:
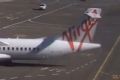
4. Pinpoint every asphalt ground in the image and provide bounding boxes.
[0,0,119,80]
